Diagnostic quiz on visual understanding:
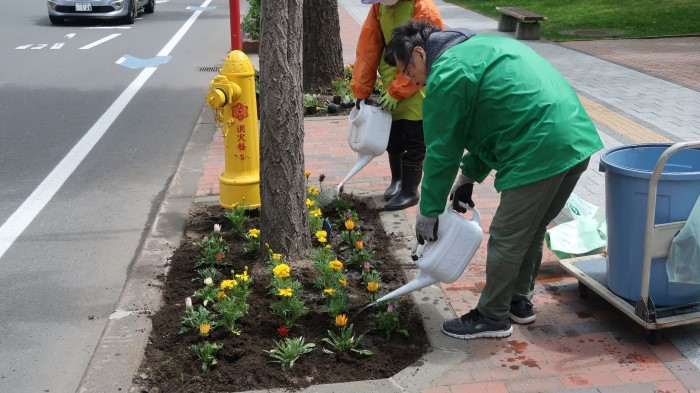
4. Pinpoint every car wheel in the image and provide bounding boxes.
[122,0,136,24]
[49,15,64,25]
[145,0,155,14]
